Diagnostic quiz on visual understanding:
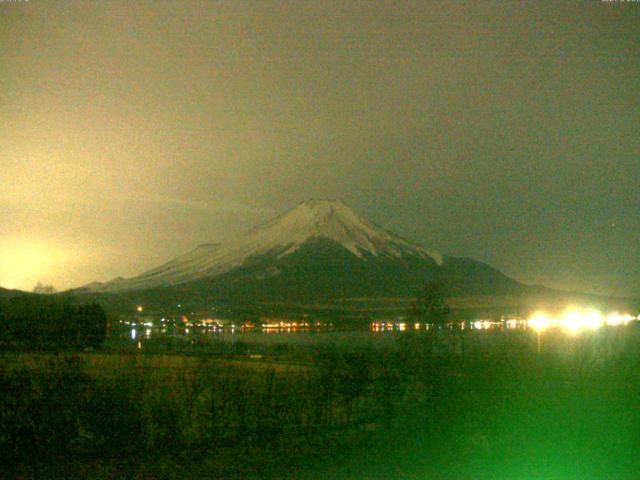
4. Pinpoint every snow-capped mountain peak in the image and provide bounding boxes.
[87,199,442,293]
[245,199,441,261]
